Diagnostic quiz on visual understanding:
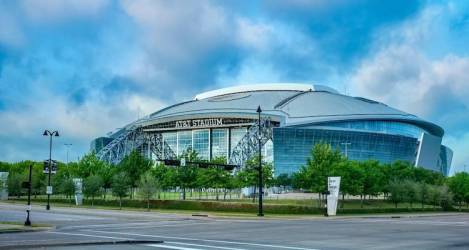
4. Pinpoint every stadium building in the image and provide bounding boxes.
[91,84,452,176]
